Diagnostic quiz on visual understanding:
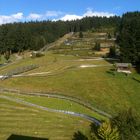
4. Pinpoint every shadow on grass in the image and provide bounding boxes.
[106,70,116,76]
[7,134,49,140]
[72,131,88,140]
[132,77,140,83]
[104,56,120,64]
[72,123,101,140]
[135,65,140,74]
